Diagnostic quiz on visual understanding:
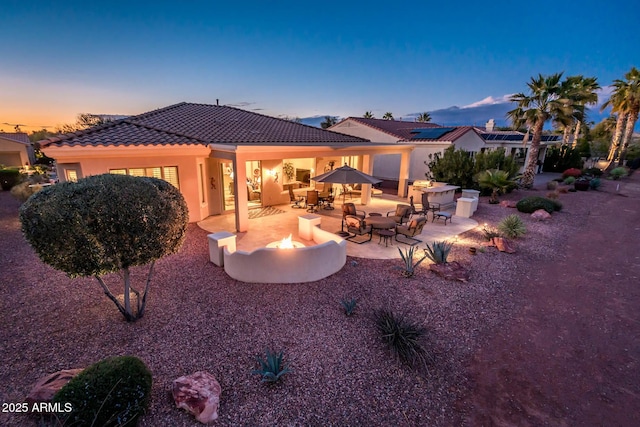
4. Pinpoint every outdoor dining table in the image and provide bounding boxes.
[365,216,396,231]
